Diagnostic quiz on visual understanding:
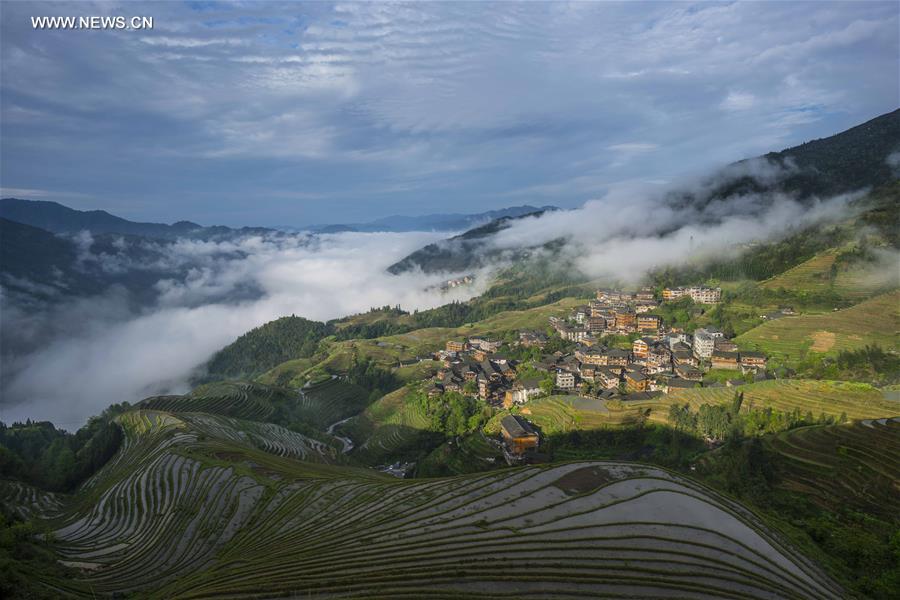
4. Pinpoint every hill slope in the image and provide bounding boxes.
[390,109,900,277]
[203,316,331,380]
[735,291,900,363]
[308,204,558,233]
[386,209,557,274]
[11,406,844,598]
